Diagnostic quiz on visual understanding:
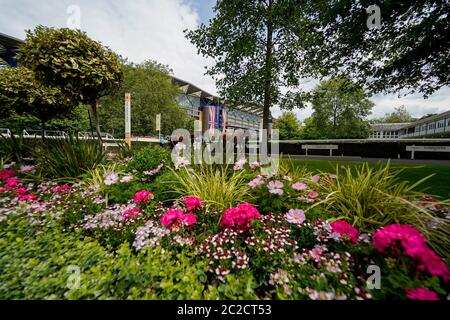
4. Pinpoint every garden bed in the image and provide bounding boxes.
[0,144,449,300]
